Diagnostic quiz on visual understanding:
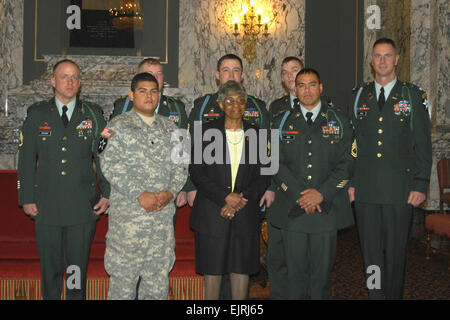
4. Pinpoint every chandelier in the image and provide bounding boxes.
[231,0,270,64]
[109,0,143,30]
